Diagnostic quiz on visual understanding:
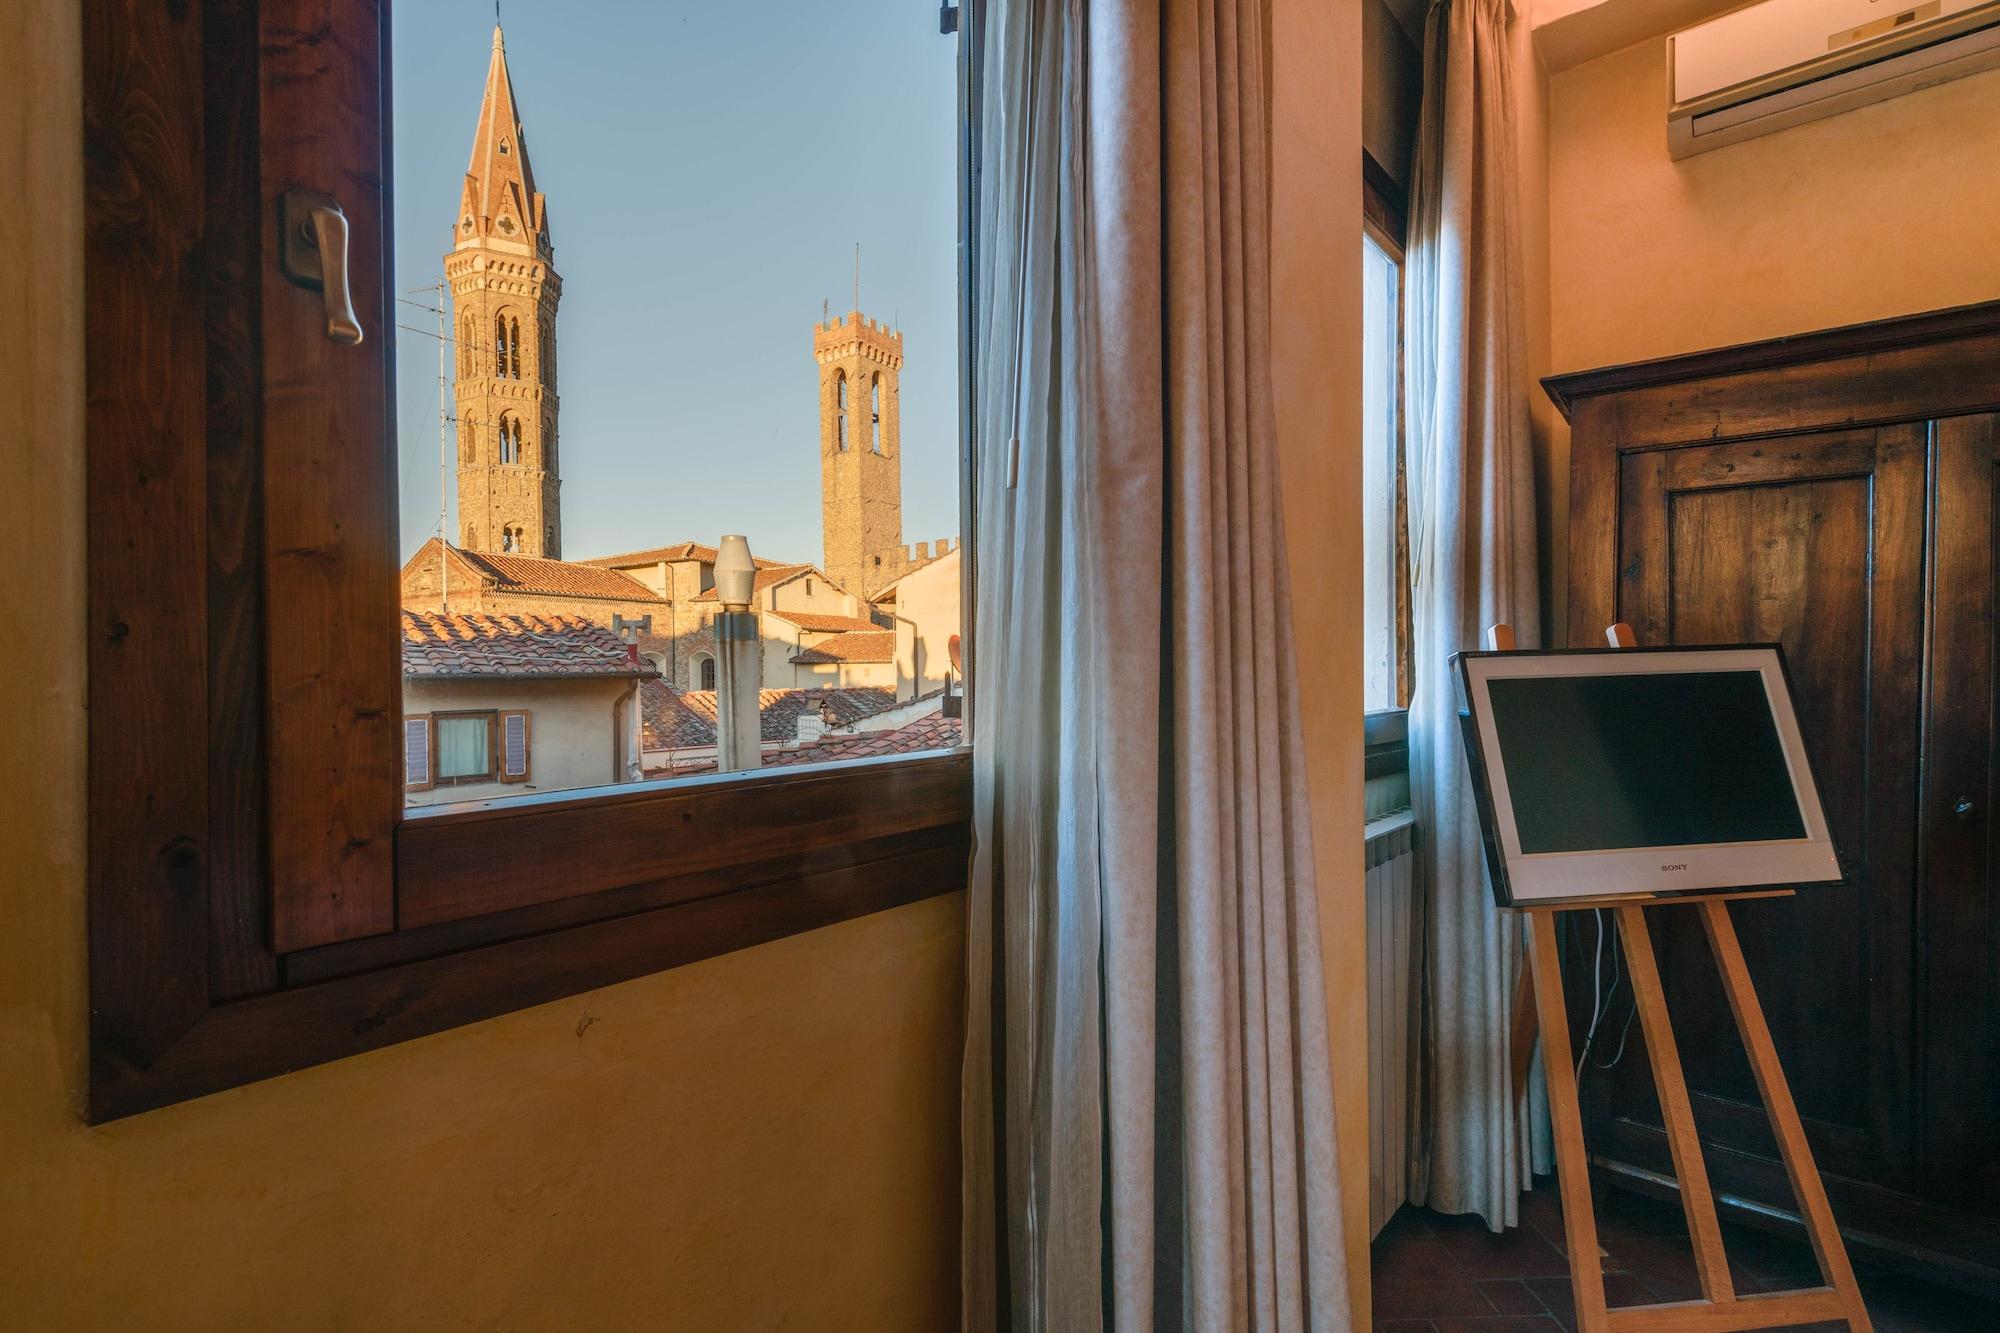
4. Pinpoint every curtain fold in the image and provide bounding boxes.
[1403,0,1550,1231]
[962,0,1350,1327]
